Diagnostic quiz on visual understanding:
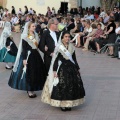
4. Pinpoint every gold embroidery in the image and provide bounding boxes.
[28,35,38,48]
